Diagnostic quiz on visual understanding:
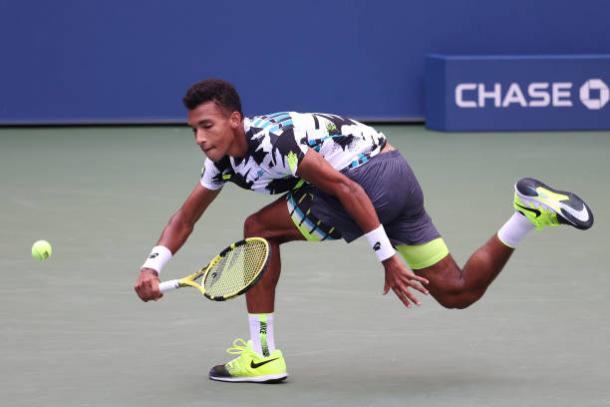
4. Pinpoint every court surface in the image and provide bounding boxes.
[1,125,609,407]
